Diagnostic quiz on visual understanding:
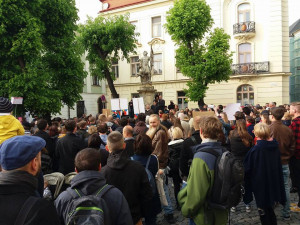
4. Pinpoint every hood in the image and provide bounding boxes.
[192,141,224,155]
[71,170,106,195]
[106,149,130,170]
[0,115,17,130]
[256,139,279,151]
[168,139,184,146]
